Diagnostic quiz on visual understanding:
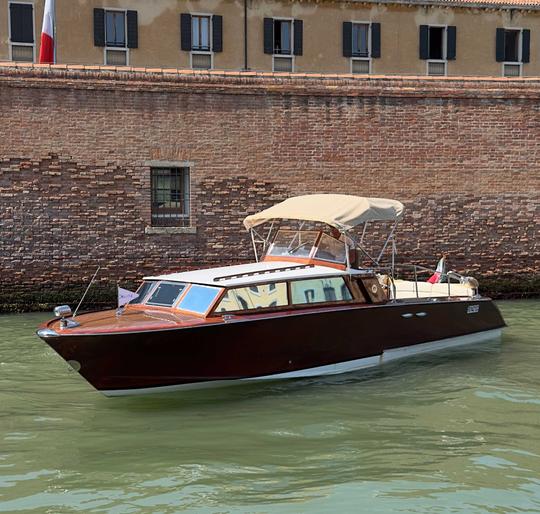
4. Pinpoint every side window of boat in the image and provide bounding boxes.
[216,282,288,312]
[146,282,187,307]
[290,277,352,305]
